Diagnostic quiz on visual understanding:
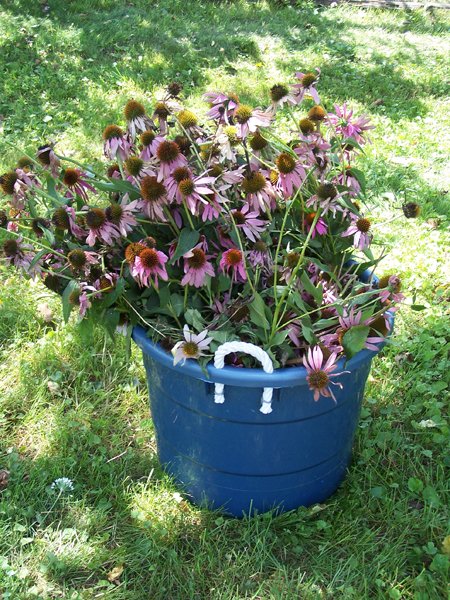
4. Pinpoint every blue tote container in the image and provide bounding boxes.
[133,310,393,517]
